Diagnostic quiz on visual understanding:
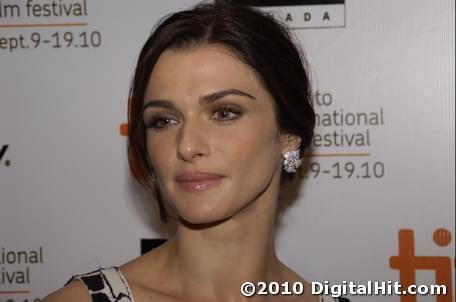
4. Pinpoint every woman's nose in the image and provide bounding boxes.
[176,120,211,162]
